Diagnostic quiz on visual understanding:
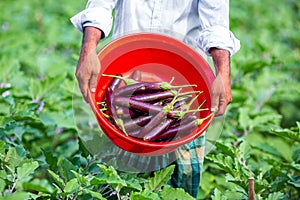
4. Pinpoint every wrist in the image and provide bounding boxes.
[216,66,230,77]
[210,47,231,75]
[81,26,102,54]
